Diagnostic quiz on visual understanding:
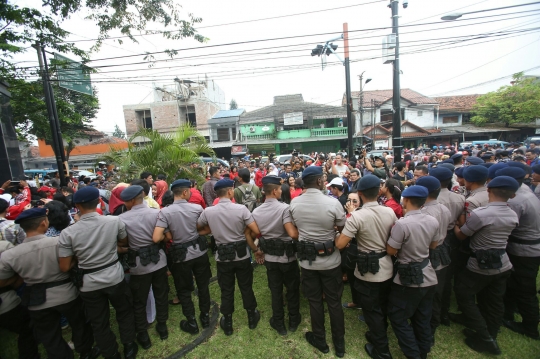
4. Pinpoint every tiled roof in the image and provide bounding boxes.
[92,136,127,145]
[82,129,105,137]
[346,88,438,106]
[434,94,481,112]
